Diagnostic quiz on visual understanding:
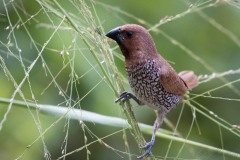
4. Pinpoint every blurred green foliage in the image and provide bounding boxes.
[0,0,240,159]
